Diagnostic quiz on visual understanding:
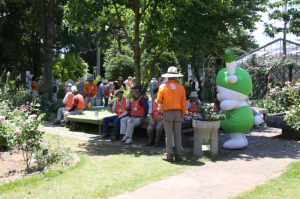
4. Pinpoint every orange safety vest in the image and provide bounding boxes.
[131,95,144,117]
[76,94,85,109]
[126,81,131,88]
[188,99,199,113]
[116,98,131,117]
[152,101,160,118]
[31,81,38,90]
[66,92,74,108]
[104,86,110,96]
[111,88,115,95]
